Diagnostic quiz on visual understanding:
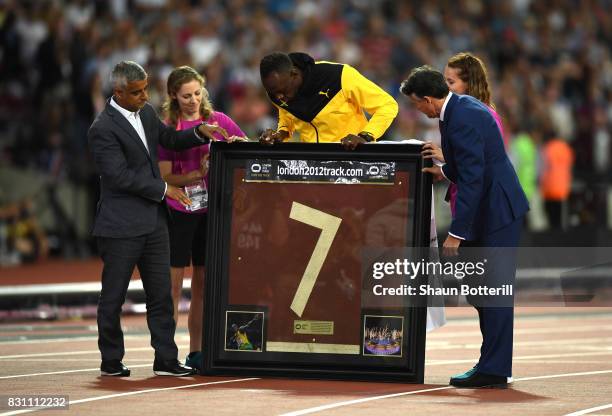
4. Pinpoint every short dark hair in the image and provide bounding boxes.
[260,52,293,79]
[400,66,449,99]
[111,61,147,89]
